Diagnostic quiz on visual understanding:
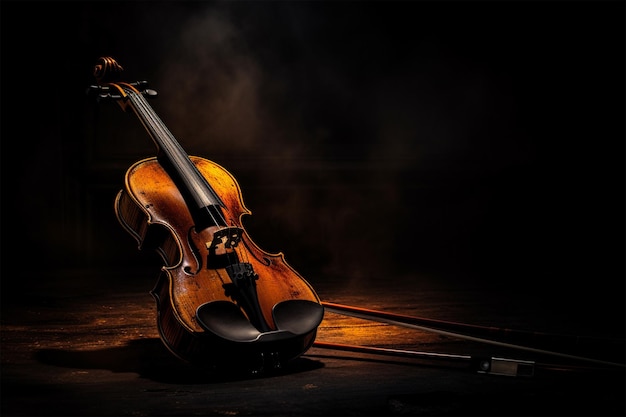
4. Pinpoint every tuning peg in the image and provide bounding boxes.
[143,88,158,98]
